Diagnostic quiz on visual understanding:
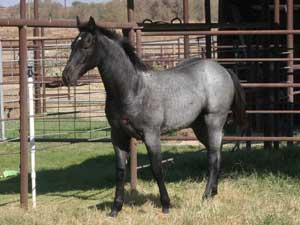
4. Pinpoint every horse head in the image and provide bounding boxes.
[62,16,99,85]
